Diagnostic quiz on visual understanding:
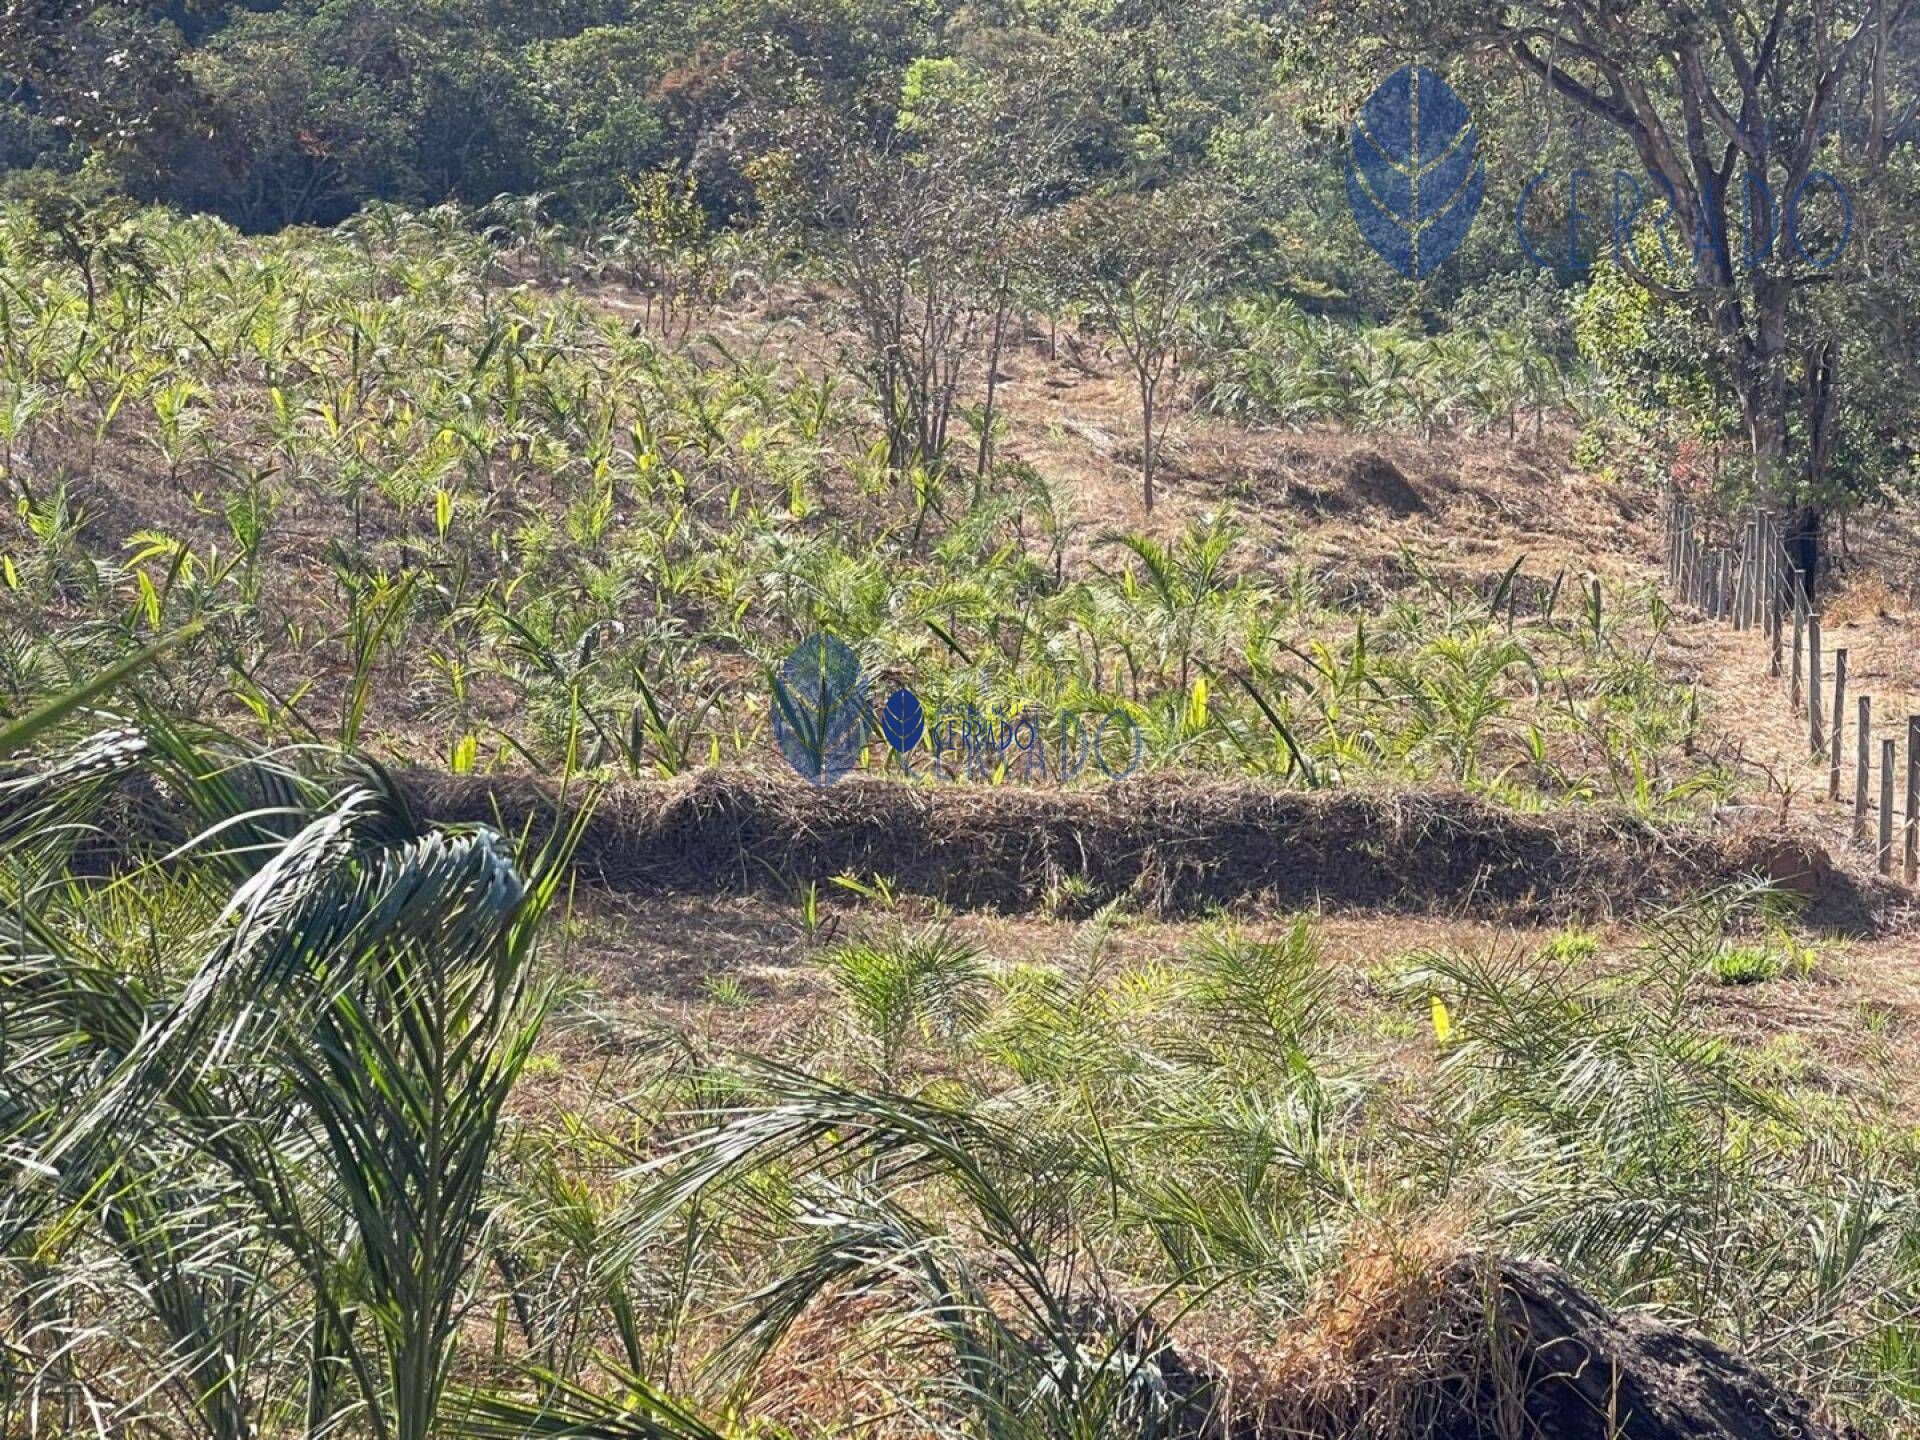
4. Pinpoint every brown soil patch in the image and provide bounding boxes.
[1337,448,1429,516]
